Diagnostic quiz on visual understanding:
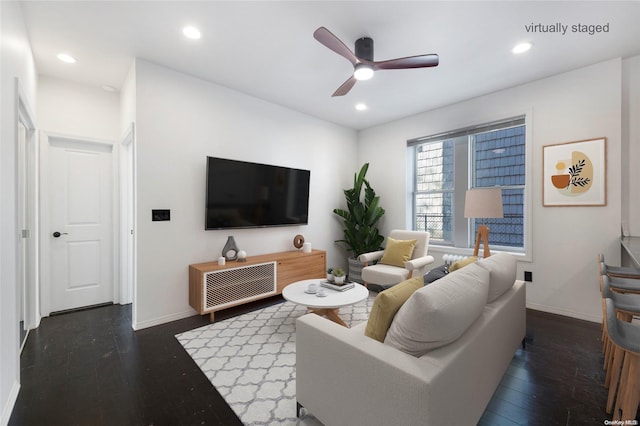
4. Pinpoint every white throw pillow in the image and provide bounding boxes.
[477,252,517,303]
[384,263,490,357]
